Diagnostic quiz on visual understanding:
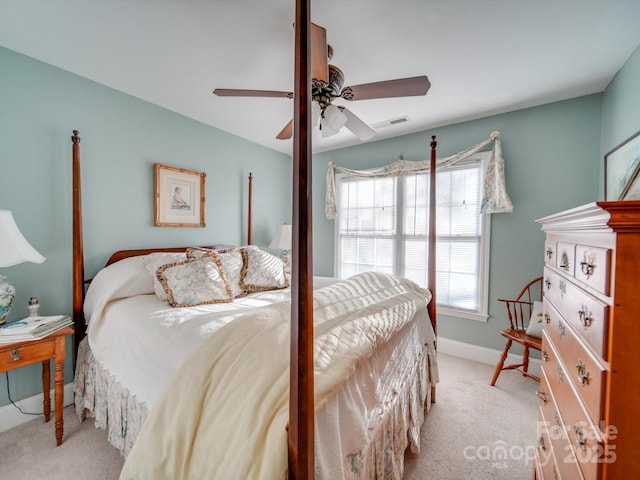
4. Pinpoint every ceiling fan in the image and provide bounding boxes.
[213,23,431,141]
